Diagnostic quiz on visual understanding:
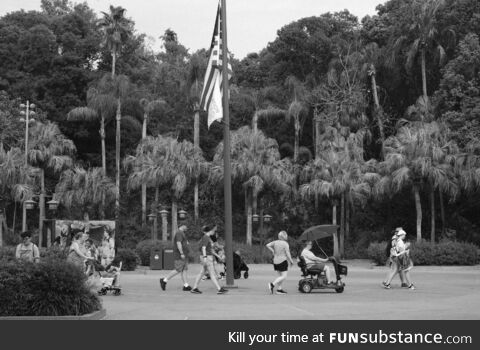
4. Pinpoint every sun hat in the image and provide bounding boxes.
[396,229,406,237]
